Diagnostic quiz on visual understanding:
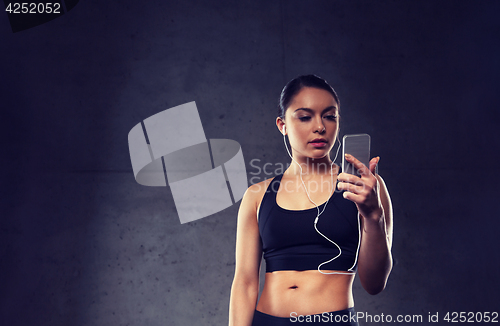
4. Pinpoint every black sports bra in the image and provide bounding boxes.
[258,173,360,273]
